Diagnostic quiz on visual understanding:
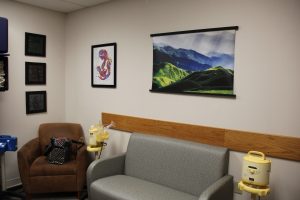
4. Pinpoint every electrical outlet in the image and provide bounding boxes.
[234,181,243,194]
